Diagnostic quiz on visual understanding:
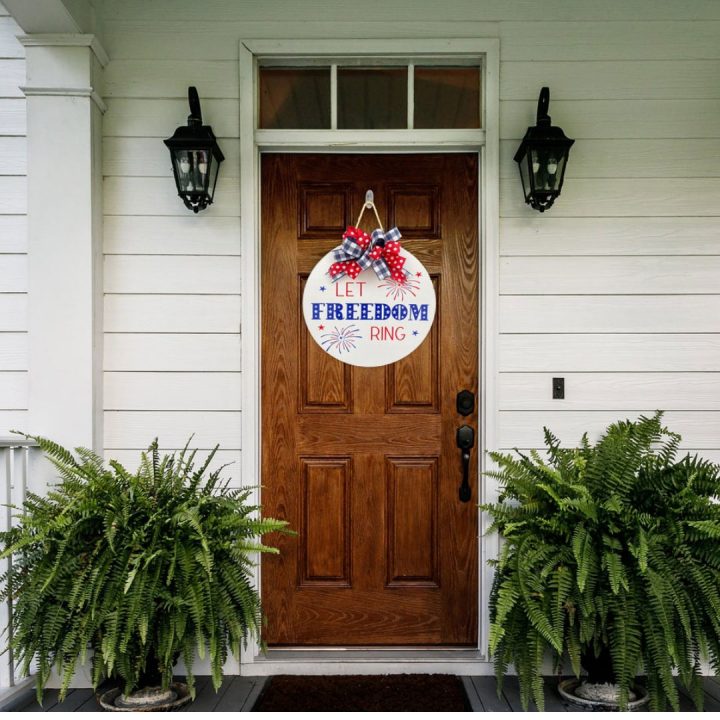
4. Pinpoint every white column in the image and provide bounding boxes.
[20,34,106,453]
